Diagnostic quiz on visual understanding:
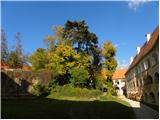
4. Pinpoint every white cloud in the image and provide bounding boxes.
[114,42,126,48]
[128,0,149,11]
[114,44,119,48]
[117,59,129,69]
